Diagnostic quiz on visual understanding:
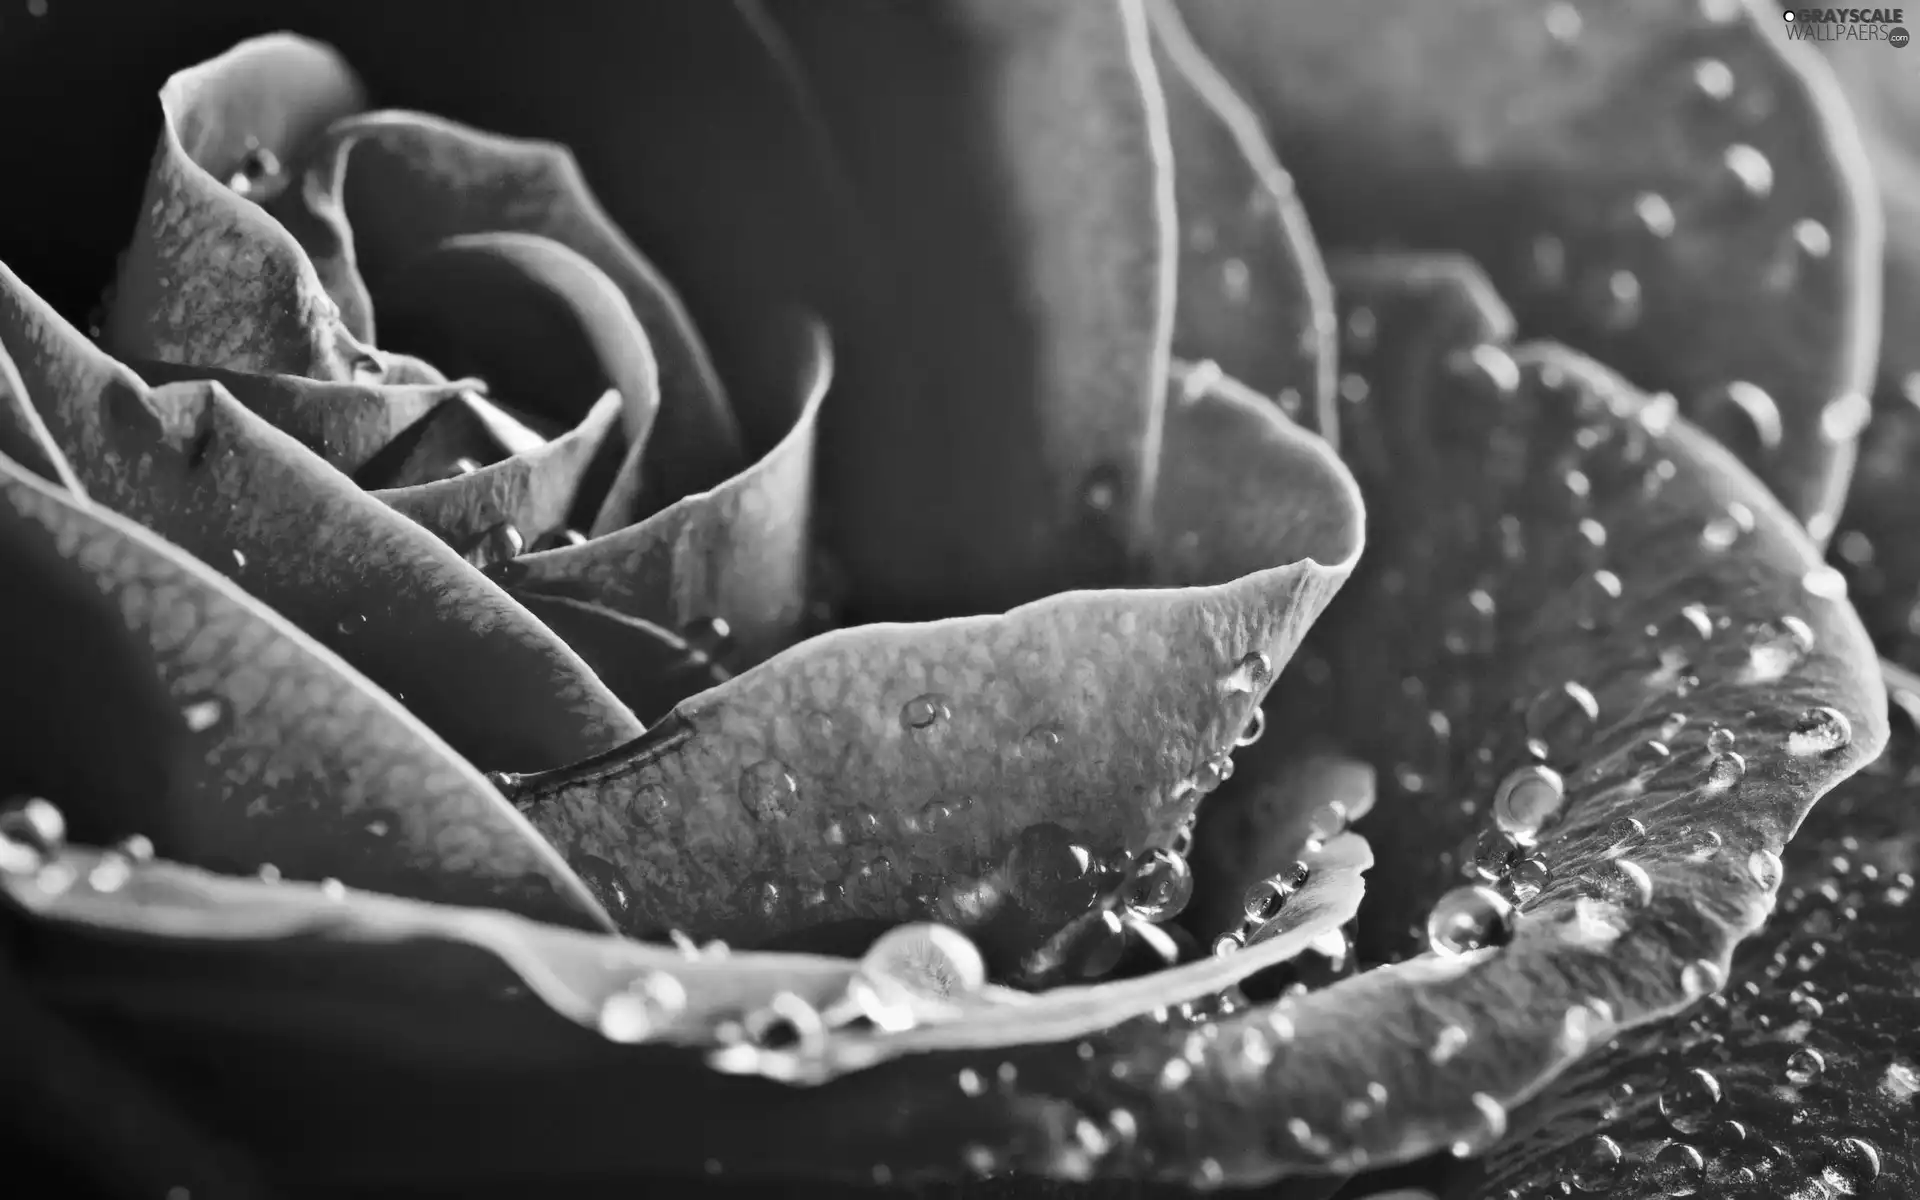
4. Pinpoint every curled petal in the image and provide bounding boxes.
[0,446,611,931]
[1176,0,1882,537]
